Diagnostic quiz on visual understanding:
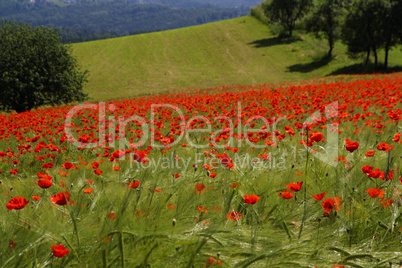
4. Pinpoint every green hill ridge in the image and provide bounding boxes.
[72,15,402,100]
